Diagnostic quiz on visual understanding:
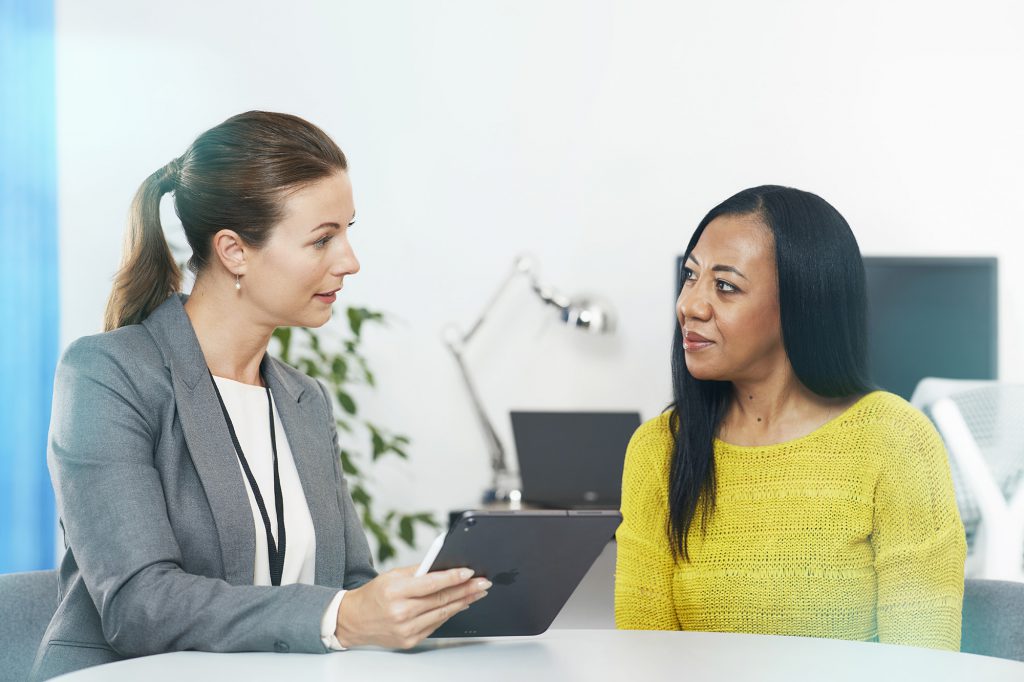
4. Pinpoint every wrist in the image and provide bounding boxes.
[335,586,361,648]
